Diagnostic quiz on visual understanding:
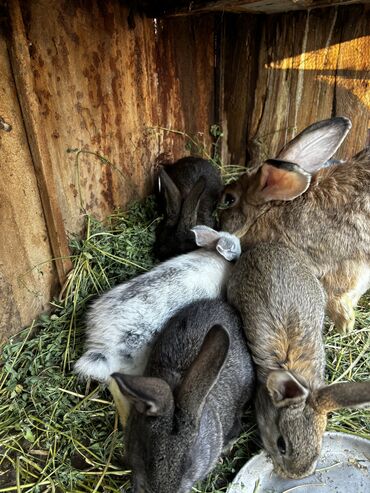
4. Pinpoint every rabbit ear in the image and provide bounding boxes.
[254,160,311,203]
[277,117,352,174]
[267,370,309,408]
[111,373,174,417]
[191,225,220,247]
[315,381,370,413]
[176,325,229,421]
[216,234,241,261]
[159,168,182,224]
[179,177,206,230]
